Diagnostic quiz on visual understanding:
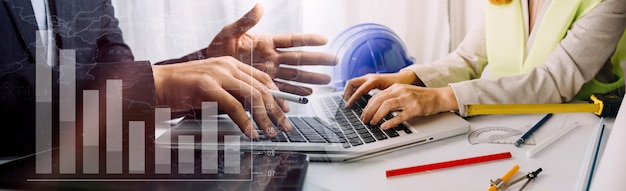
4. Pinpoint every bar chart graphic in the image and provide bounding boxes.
[32,30,255,181]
